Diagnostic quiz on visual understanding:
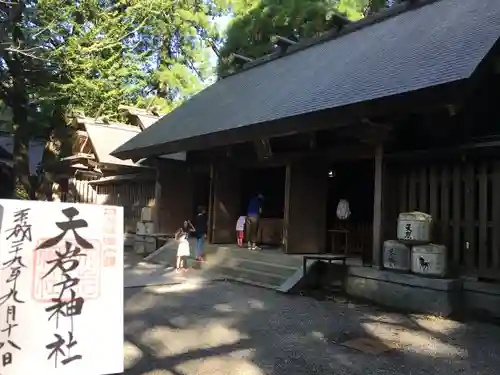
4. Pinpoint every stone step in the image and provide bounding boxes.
[218,257,298,279]
[145,243,304,291]
[219,247,303,268]
[213,265,287,289]
[216,275,278,290]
